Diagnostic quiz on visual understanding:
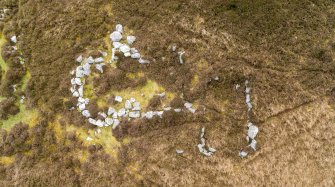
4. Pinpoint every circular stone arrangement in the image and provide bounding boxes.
[70,24,198,129]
